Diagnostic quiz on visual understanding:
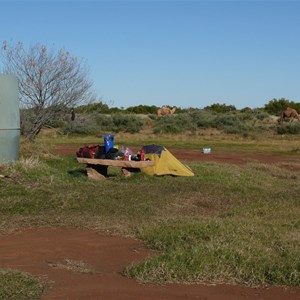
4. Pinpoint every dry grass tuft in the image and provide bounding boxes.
[17,156,44,171]
[48,259,96,274]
